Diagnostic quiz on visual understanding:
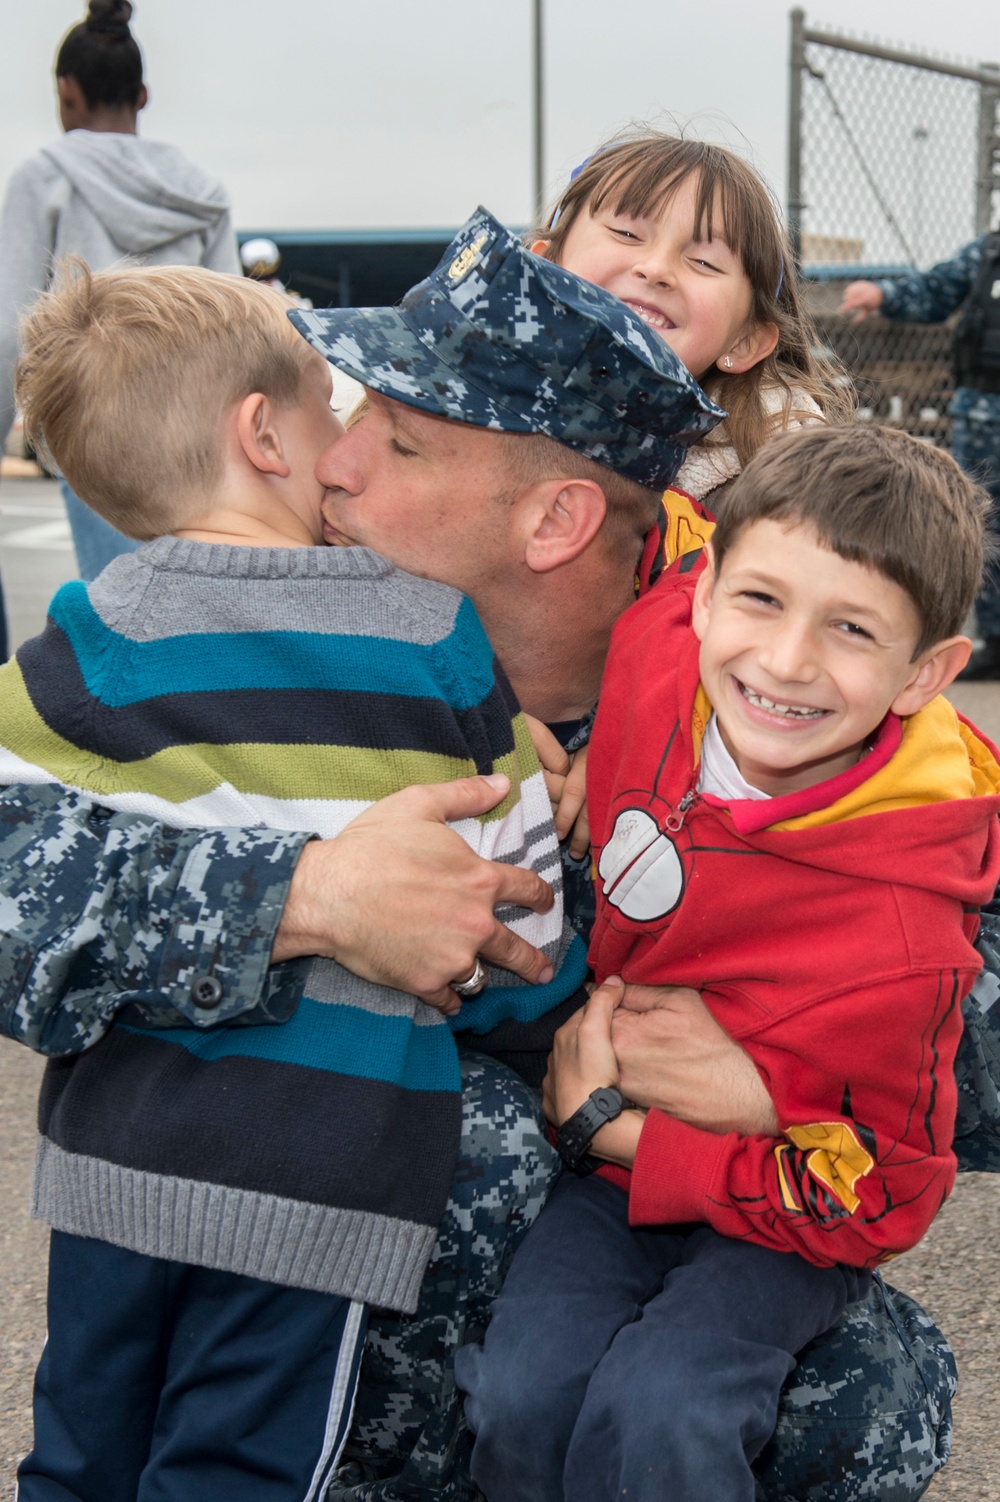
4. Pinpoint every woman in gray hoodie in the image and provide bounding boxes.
[0,0,240,581]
